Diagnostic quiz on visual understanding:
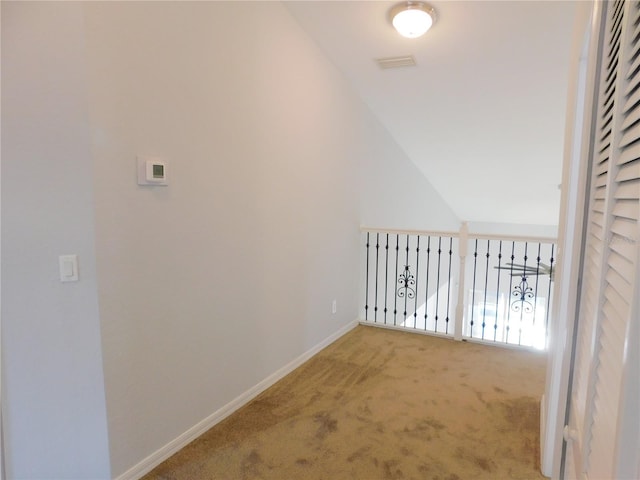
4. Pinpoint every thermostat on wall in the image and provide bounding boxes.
[137,156,168,186]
